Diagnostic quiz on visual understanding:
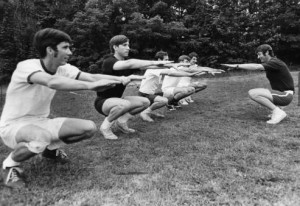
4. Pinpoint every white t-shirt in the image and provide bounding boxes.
[139,69,169,94]
[177,66,192,87]
[0,59,80,126]
[161,68,181,90]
